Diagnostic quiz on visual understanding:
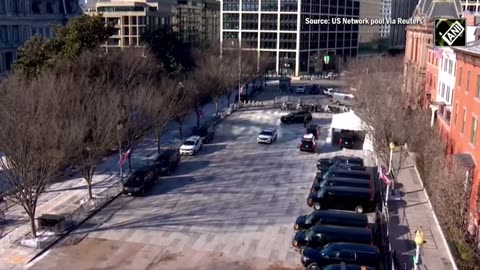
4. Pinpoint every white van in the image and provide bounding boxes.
[331,92,354,106]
